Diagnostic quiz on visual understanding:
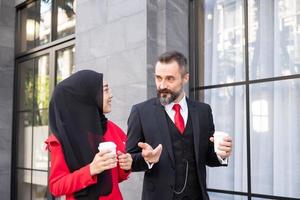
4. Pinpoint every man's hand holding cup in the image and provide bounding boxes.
[210,131,233,160]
